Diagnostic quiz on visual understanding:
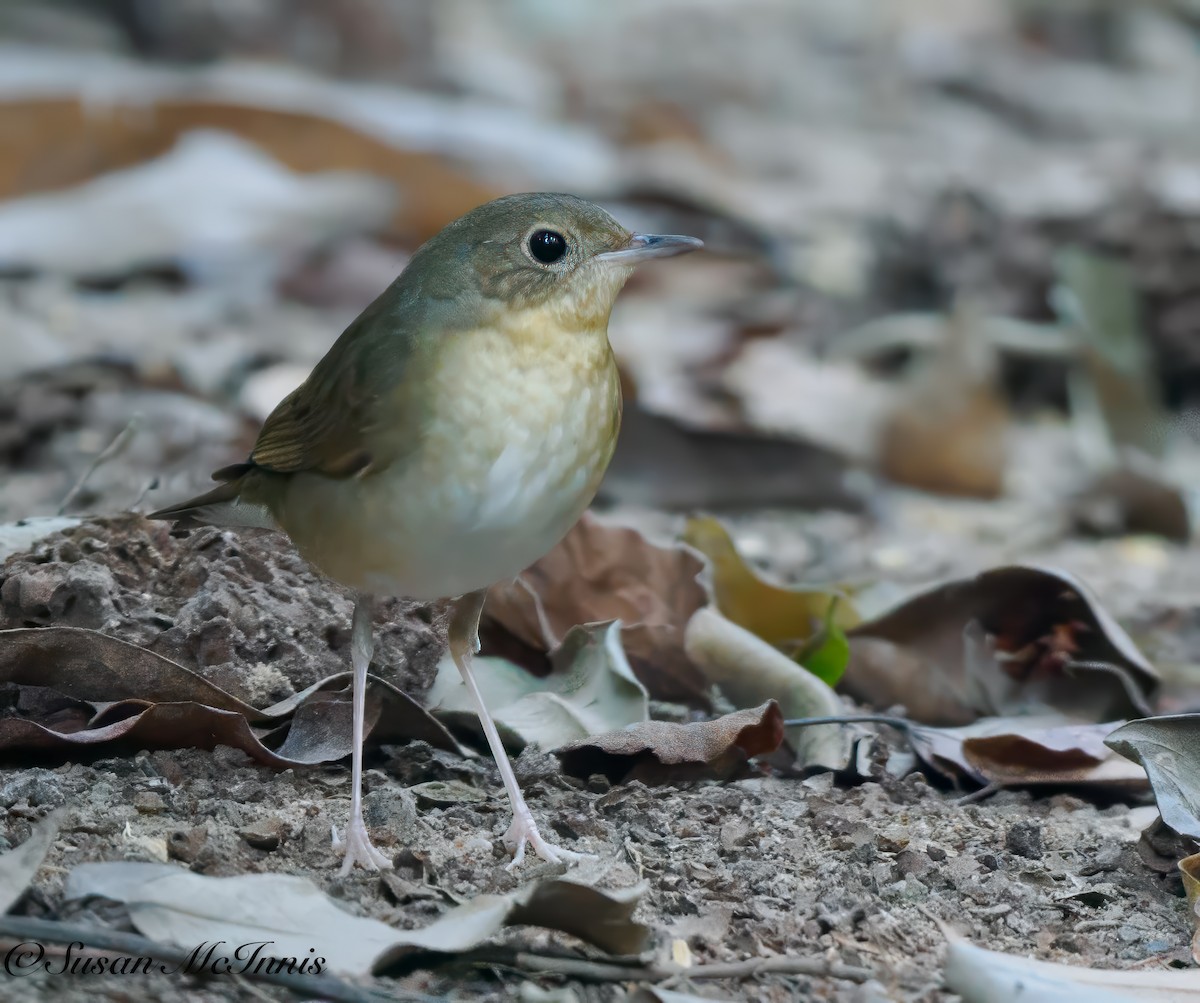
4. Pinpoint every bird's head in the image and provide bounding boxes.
[402,192,702,331]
